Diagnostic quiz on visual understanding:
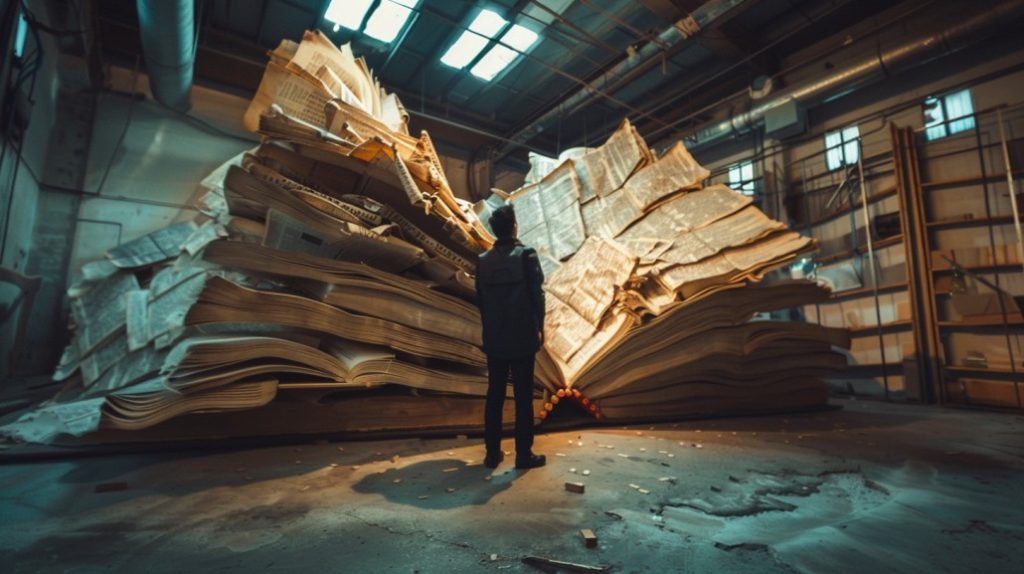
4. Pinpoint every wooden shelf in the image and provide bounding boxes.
[927,214,1024,230]
[849,319,913,336]
[945,366,1024,377]
[828,282,907,301]
[920,169,1024,190]
[835,362,906,373]
[934,262,1024,275]
[816,234,904,265]
[808,187,898,228]
[939,320,1024,329]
